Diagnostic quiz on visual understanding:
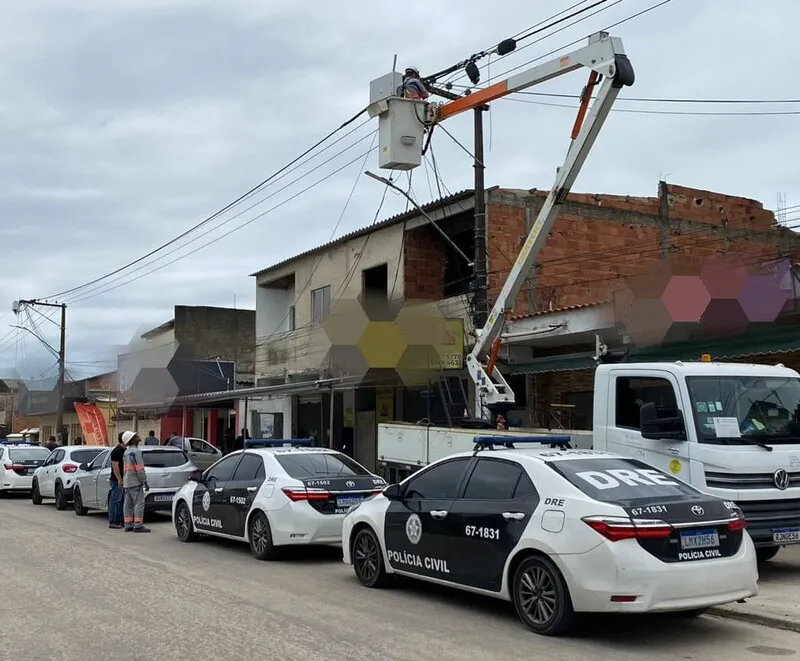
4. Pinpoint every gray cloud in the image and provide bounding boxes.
[1,0,798,377]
